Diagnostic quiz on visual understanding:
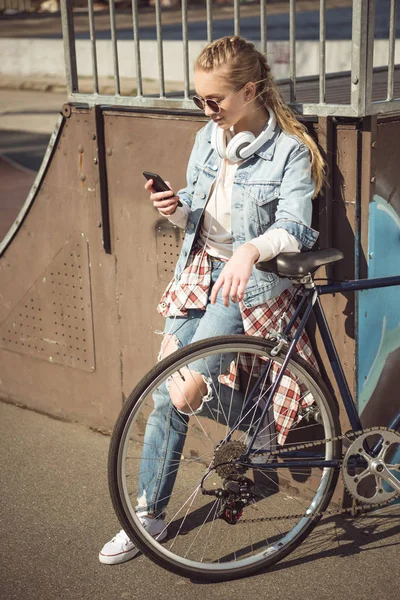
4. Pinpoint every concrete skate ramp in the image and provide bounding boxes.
[0,105,361,430]
[0,107,207,429]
